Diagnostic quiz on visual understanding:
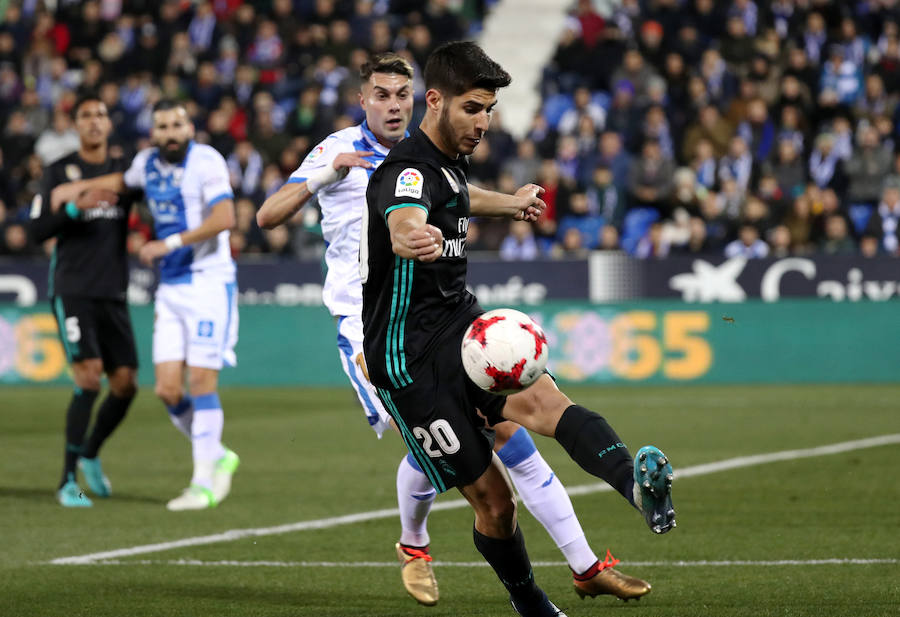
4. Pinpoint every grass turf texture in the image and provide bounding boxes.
[1,385,899,617]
